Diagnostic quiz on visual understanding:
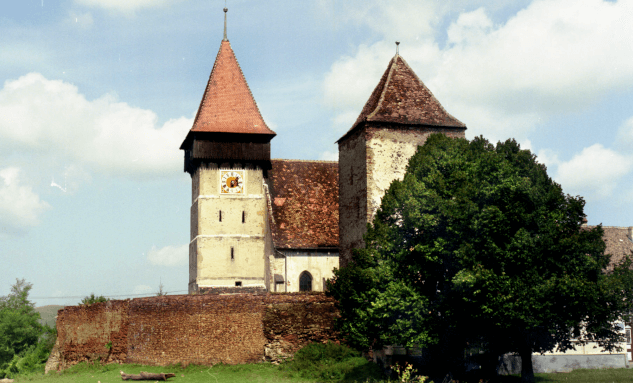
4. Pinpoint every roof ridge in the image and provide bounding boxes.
[189,40,275,135]
[366,54,398,121]
[191,42,225,129]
